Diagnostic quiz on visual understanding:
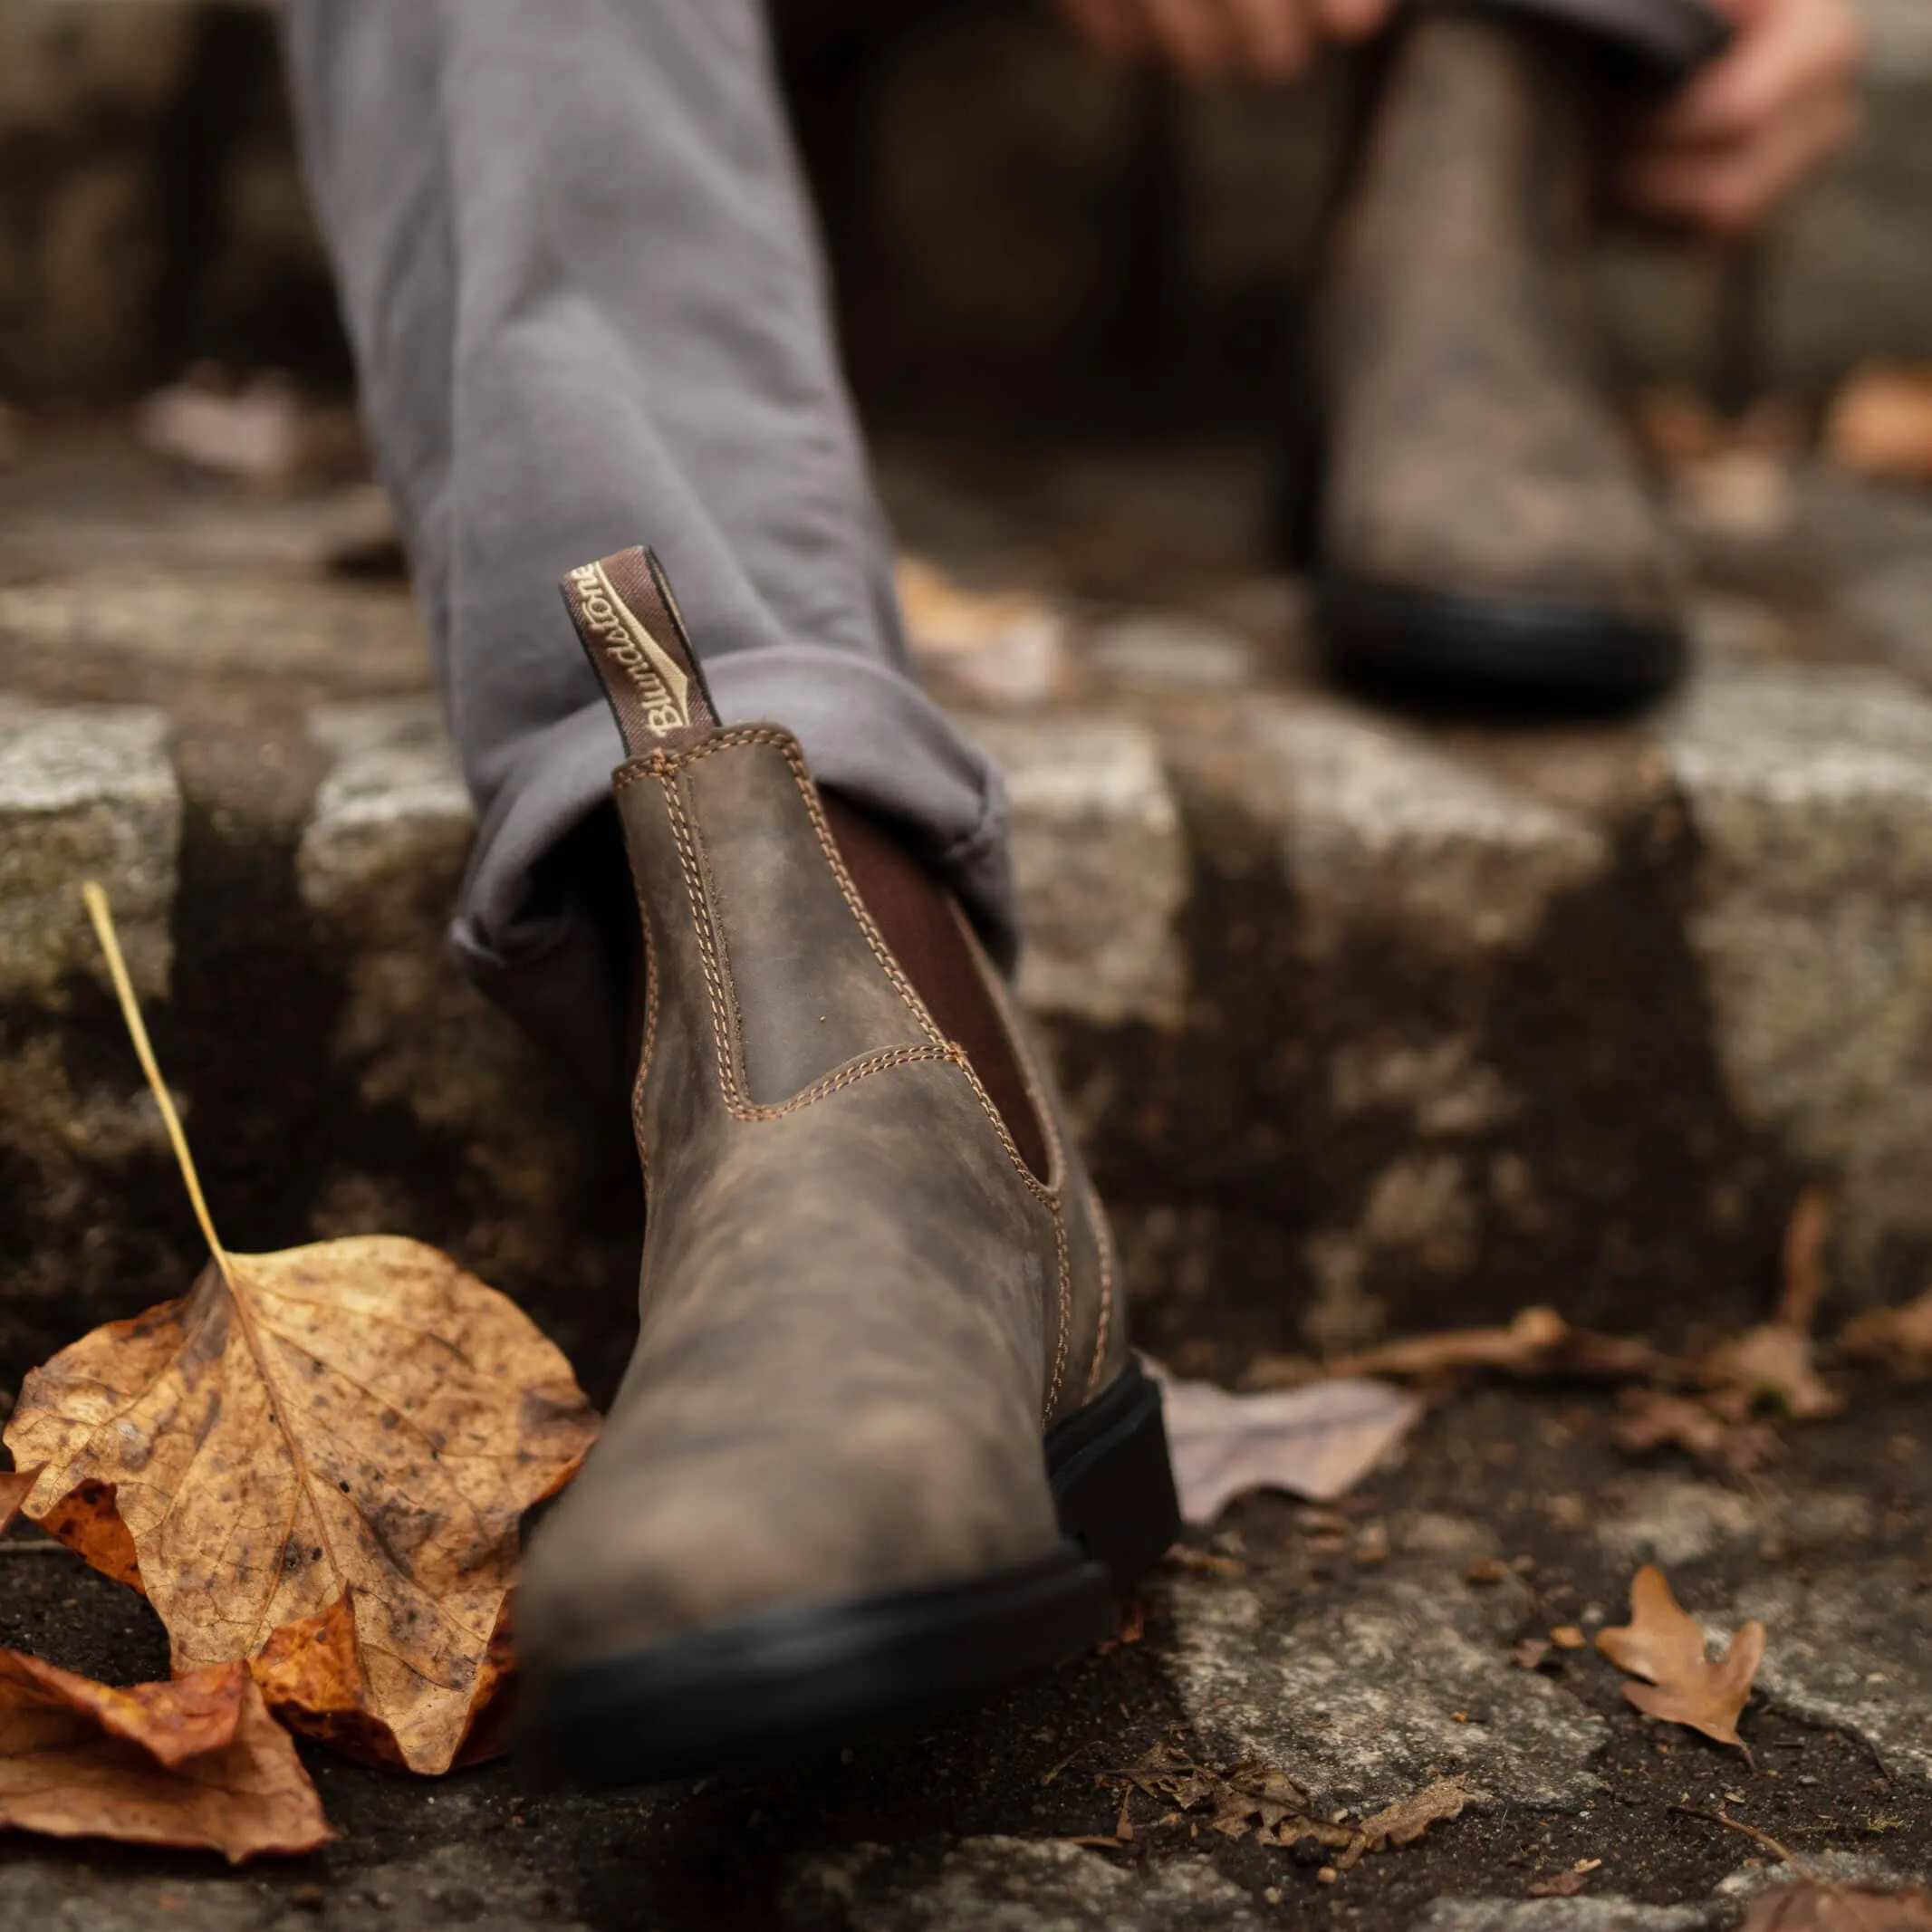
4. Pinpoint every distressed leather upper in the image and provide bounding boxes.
[1322,13,1687,627]
[519,726,1126,1672]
